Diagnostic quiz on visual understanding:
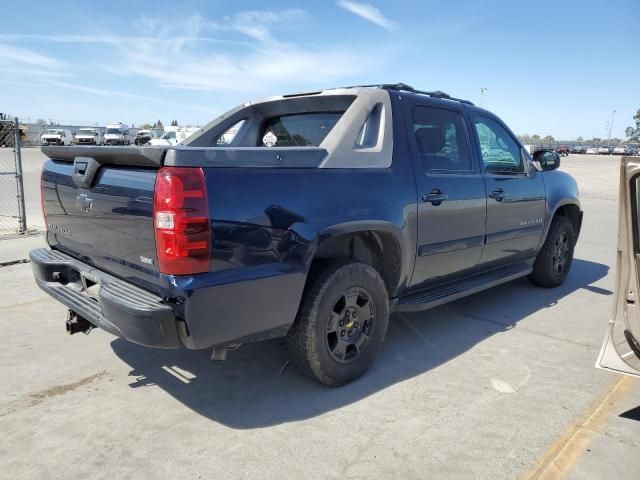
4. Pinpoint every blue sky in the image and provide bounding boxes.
[1,0,637,139]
